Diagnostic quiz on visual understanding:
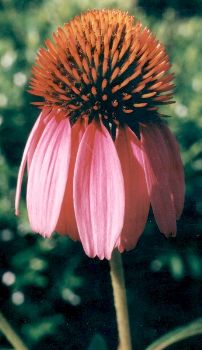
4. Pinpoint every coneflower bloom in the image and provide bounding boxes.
[15,9,184,259]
